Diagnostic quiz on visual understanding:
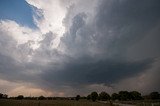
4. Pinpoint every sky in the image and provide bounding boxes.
[0,0,160,97]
